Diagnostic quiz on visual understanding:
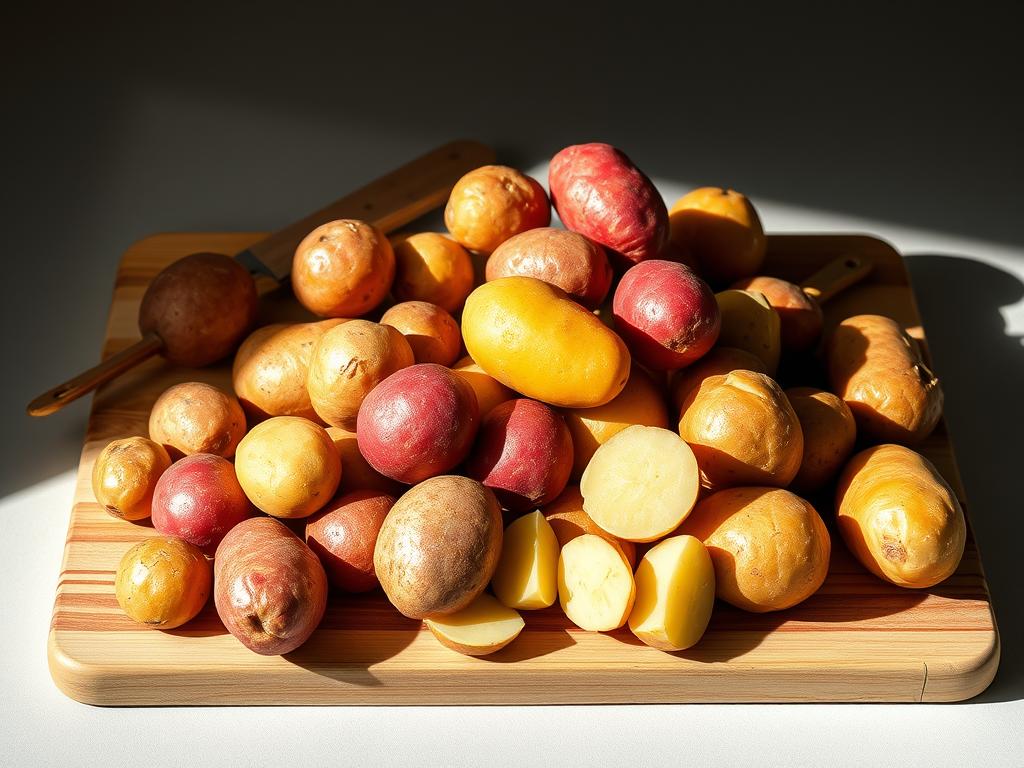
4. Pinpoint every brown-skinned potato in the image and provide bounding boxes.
[149,381,246,459]
[785,387,857,493]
